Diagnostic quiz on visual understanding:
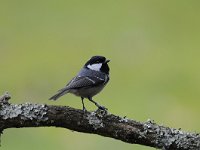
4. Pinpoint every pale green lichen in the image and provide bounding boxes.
[119,116,128,123]
[142,119,200,149]
[0,103,48,121]
[86,110,105,130]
